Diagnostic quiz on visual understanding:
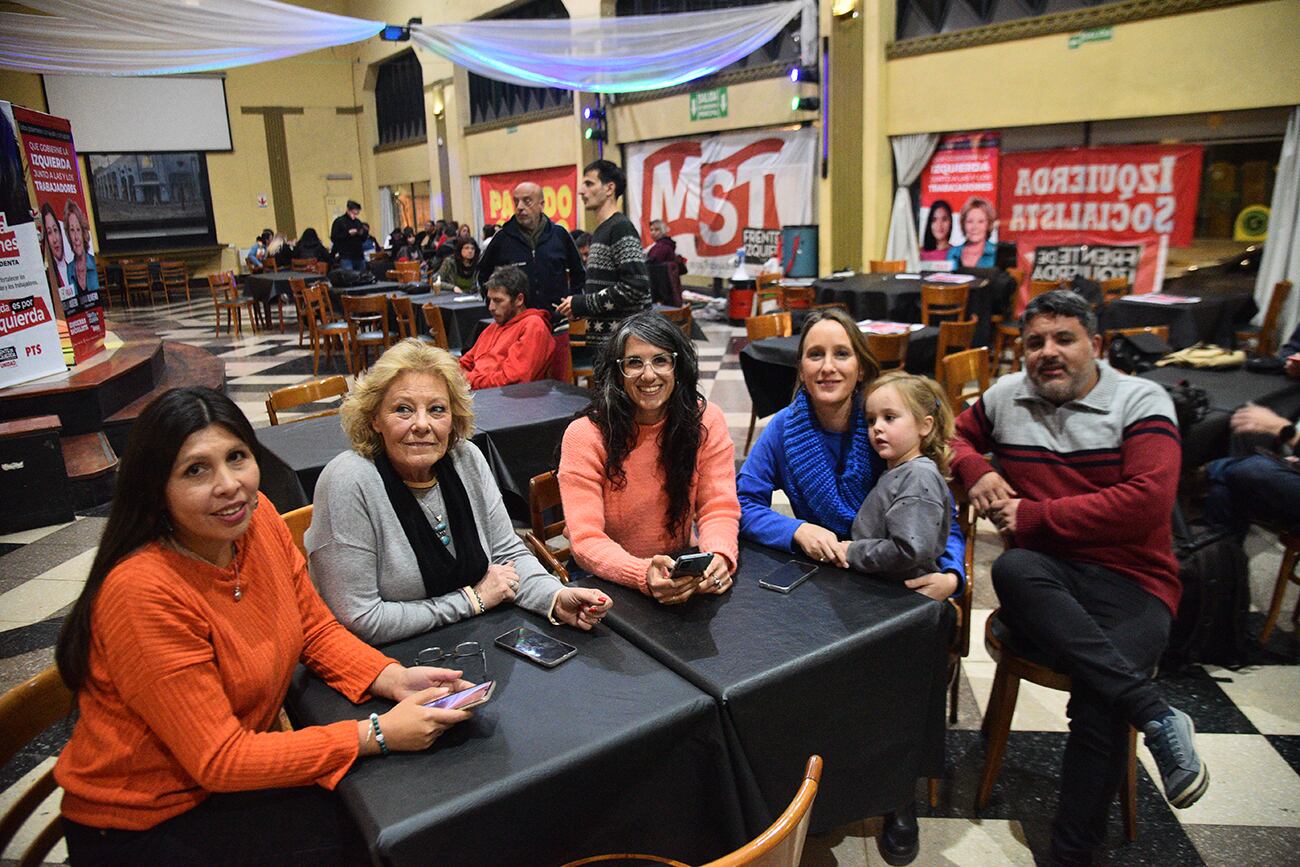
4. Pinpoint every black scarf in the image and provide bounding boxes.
[374,450,489,598]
